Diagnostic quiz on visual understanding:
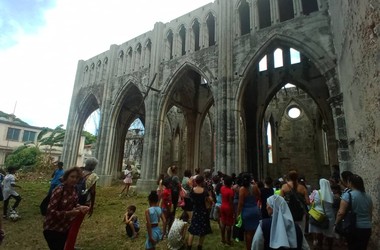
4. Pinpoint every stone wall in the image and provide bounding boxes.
[328,0,380,247]
[265,86,331,187]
